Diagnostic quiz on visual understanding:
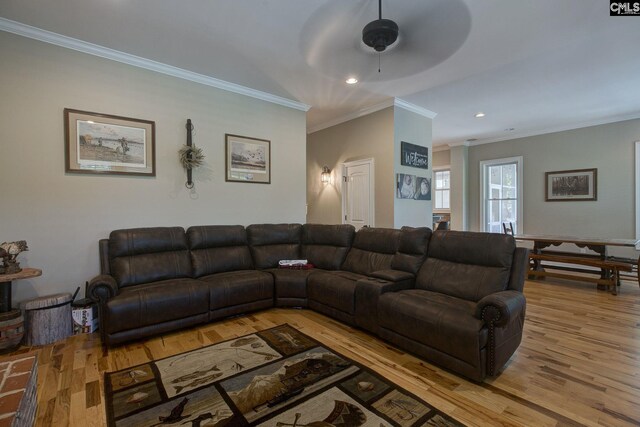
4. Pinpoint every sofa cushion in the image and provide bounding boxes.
[341,228,401,275]
[106,278,208,334]
[301,224,355,270]
[268,268,320,306]
[198,270,273,310]
[391,226,432,274]
[417,231,515,302]
[187,225,253,277]
[378,289,488,367]
[307,270,367,314]
[109,227,192,288]
[247,224,302,269]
